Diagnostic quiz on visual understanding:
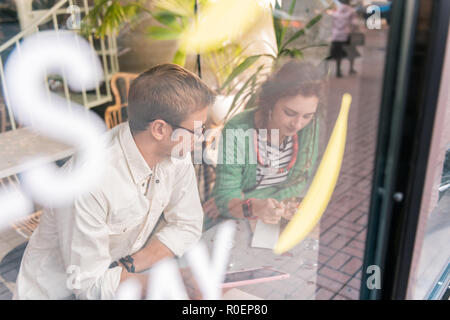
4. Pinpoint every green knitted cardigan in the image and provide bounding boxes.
[210,107,320,219]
